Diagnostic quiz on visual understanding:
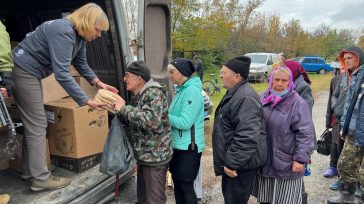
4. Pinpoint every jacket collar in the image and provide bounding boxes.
[262,90,300,113]
[219,79,248,106]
